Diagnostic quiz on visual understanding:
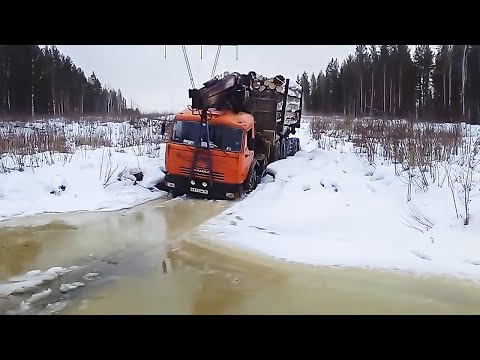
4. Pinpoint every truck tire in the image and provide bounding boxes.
[286,138,296,156]
[292,138,300,154]
[243,166,258,194]
[280,139,287,160]
[297,138,301,152]
[274,143,281,162]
